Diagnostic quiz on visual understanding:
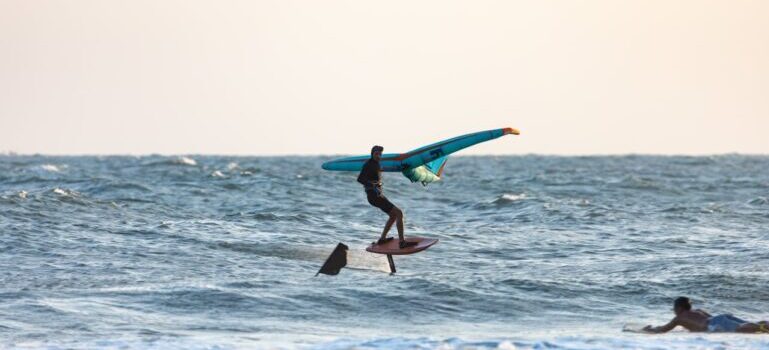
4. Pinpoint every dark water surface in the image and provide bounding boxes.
[1,155,768,349]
